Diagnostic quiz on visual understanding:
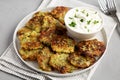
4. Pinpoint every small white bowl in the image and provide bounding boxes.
[64,7,103,40]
